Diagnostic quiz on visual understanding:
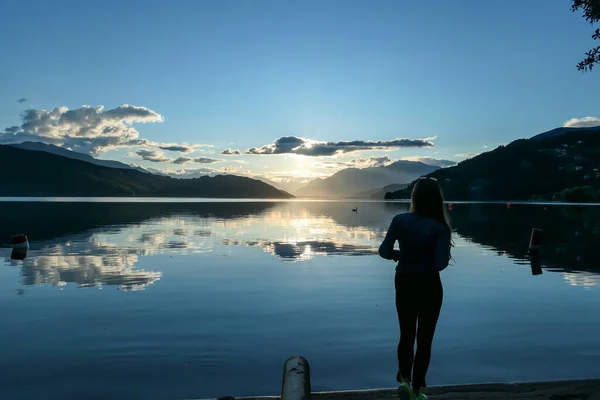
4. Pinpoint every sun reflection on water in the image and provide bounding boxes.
[2,202,599,291]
